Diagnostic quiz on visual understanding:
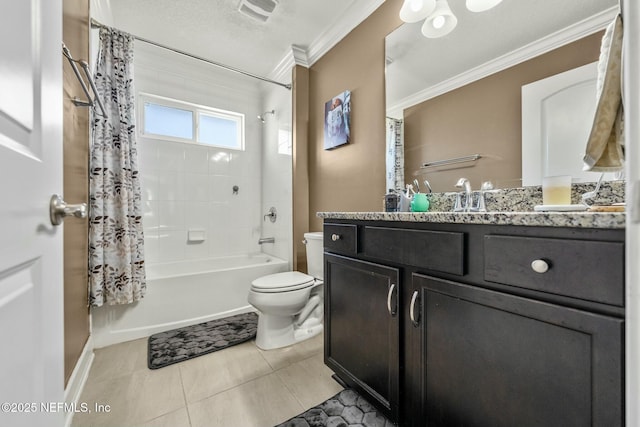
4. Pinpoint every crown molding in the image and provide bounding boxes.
[387,6,619,118]
[269,0,386,82]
